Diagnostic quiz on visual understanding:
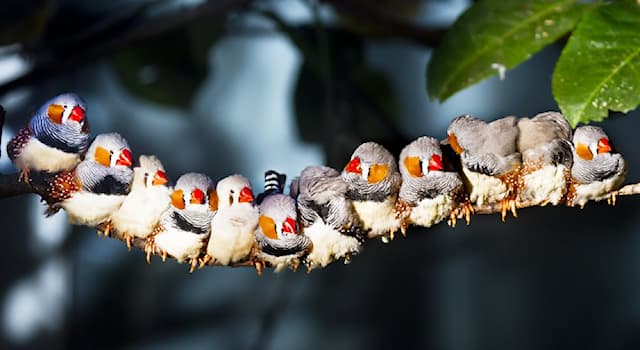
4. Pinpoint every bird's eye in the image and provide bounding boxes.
[63,105,67,109]
[109,150,114,155]
[143,172,149,185]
